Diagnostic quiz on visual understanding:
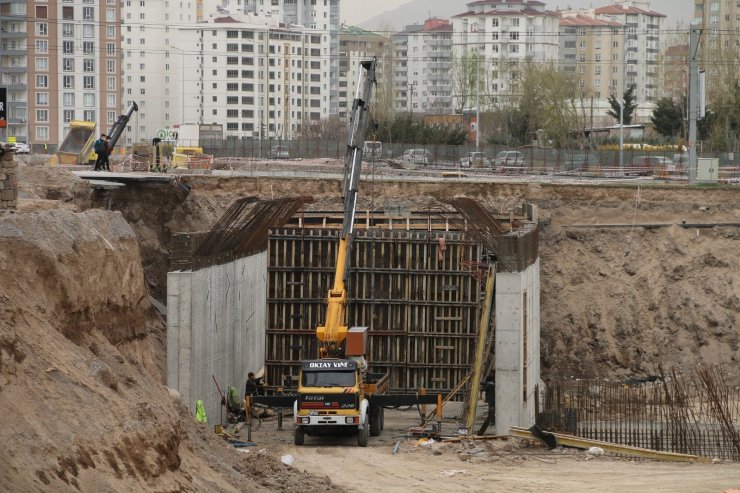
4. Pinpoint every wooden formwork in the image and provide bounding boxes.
[266,222,484,397]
